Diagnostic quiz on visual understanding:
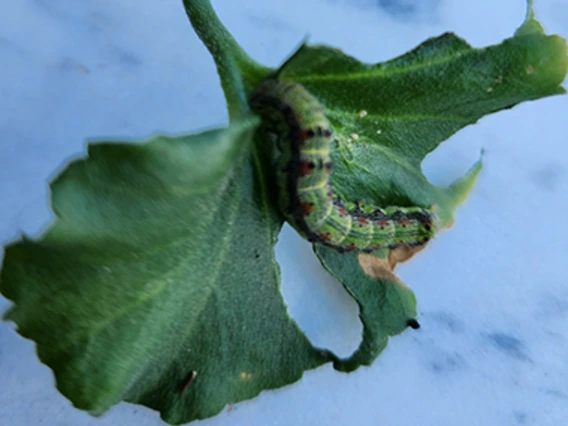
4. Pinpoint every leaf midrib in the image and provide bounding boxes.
[293,47,475,82]
[329,109,468,124]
